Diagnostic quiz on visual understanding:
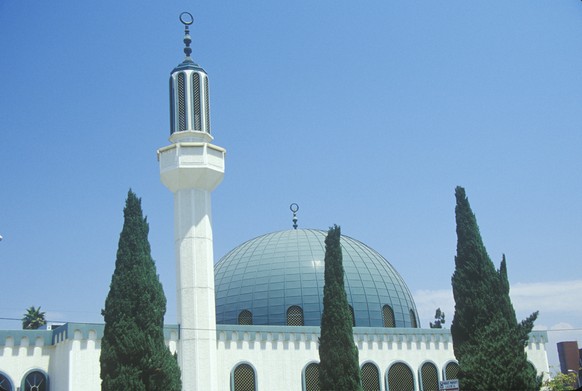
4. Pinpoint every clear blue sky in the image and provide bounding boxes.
[1,1,581,370]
